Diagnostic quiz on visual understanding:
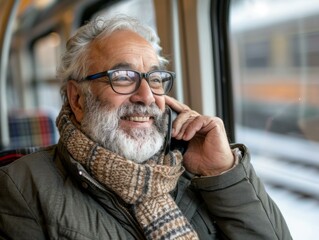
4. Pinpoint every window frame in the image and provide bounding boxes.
[211,0,235,141]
